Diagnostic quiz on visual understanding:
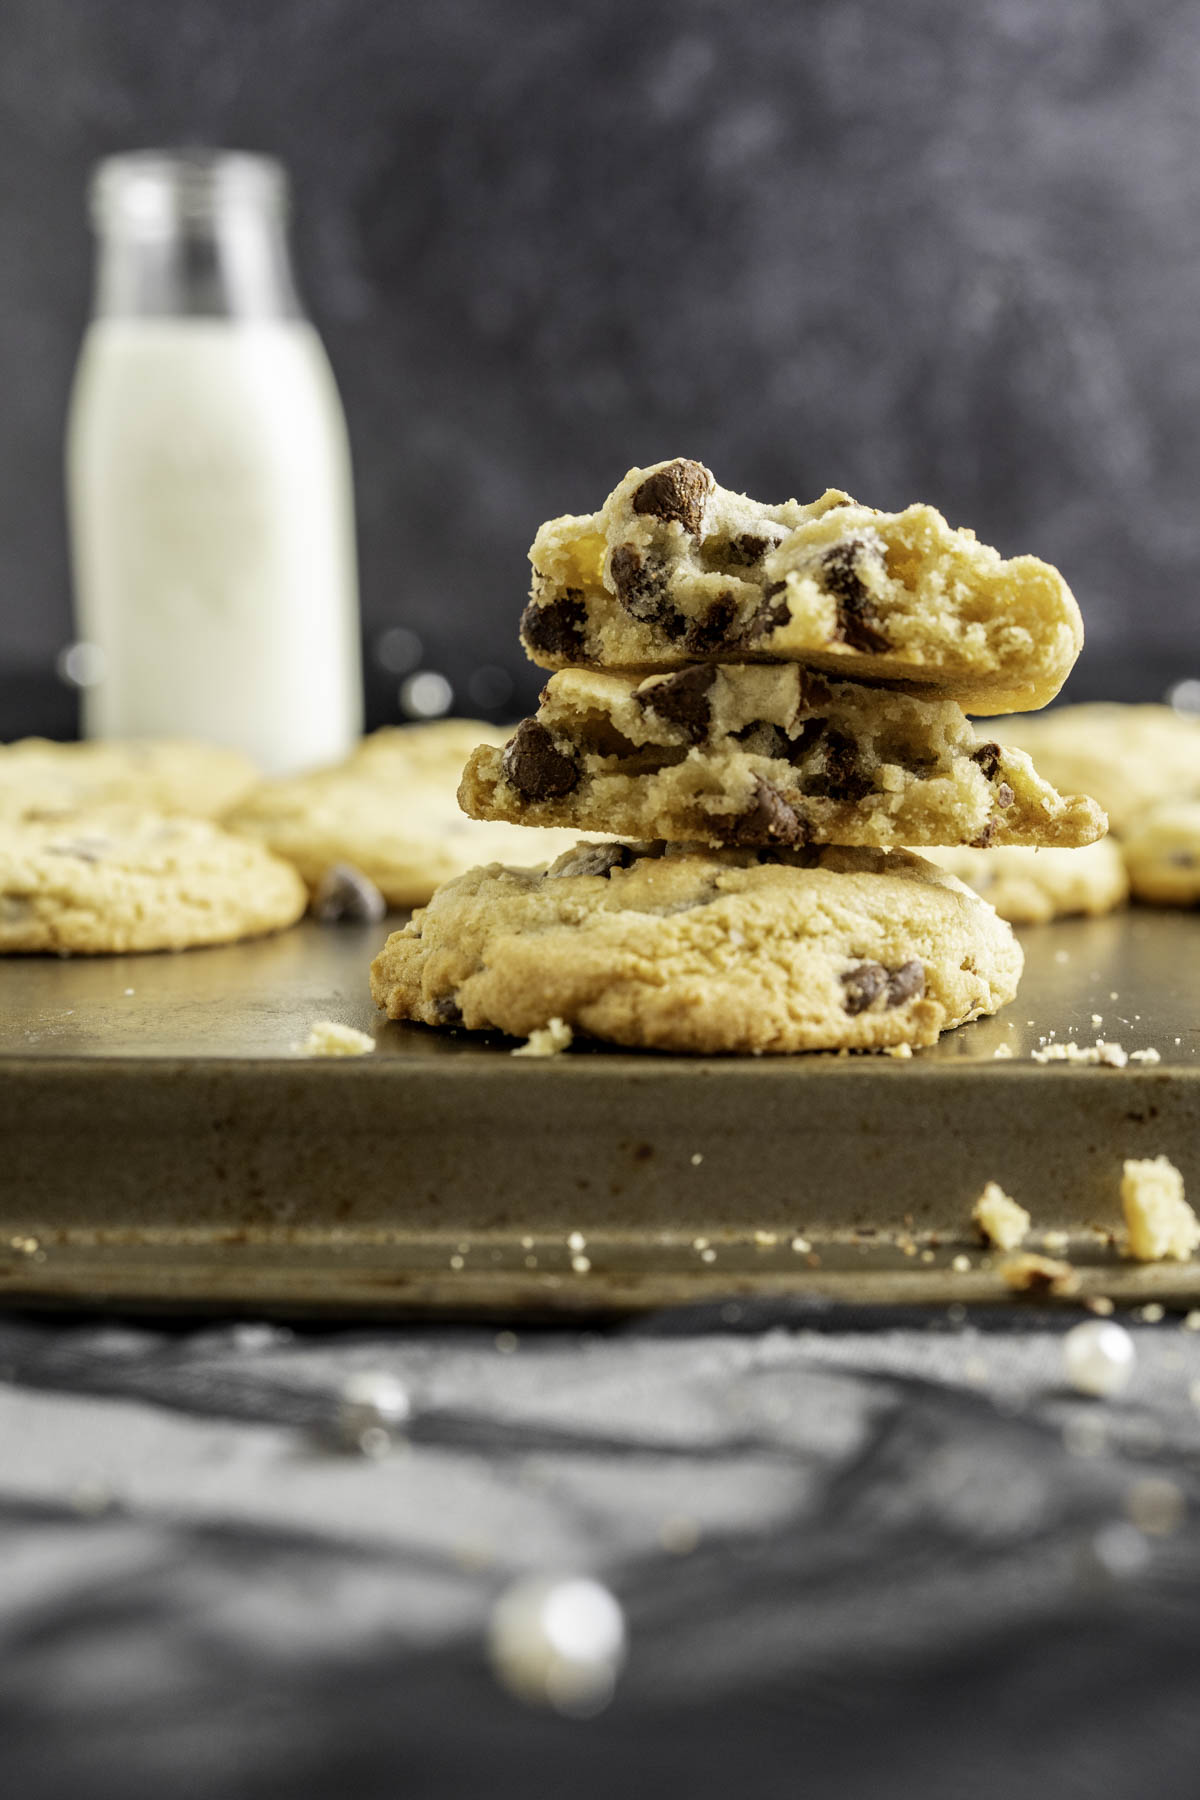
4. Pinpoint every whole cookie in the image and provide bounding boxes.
[1121,801,1200,905]
[0,809,307,953]
[370,842,1024,1054]
[0,737,260,820]
[225,722,587,907]
[458,665,1106,851]
[920,839,1129,924]
[523,458,1082,713]
[999,704,1200,836]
